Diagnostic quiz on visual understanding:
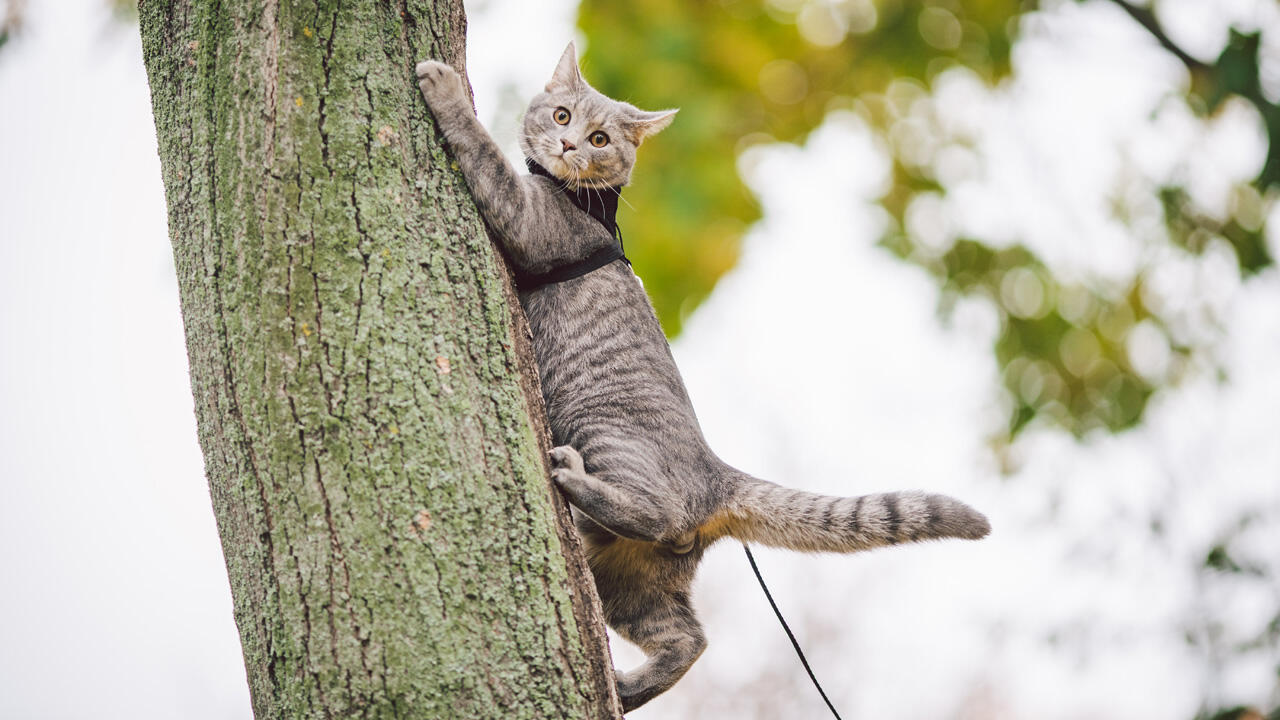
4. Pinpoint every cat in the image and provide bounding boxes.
[415,43,990,713]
